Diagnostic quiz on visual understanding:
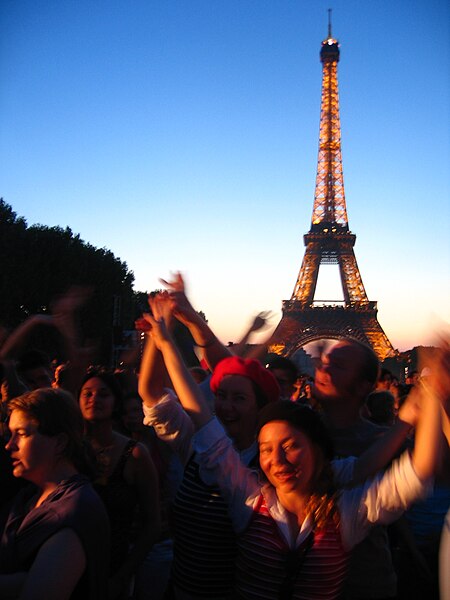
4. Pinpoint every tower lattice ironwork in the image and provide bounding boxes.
[270,21,395,360]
